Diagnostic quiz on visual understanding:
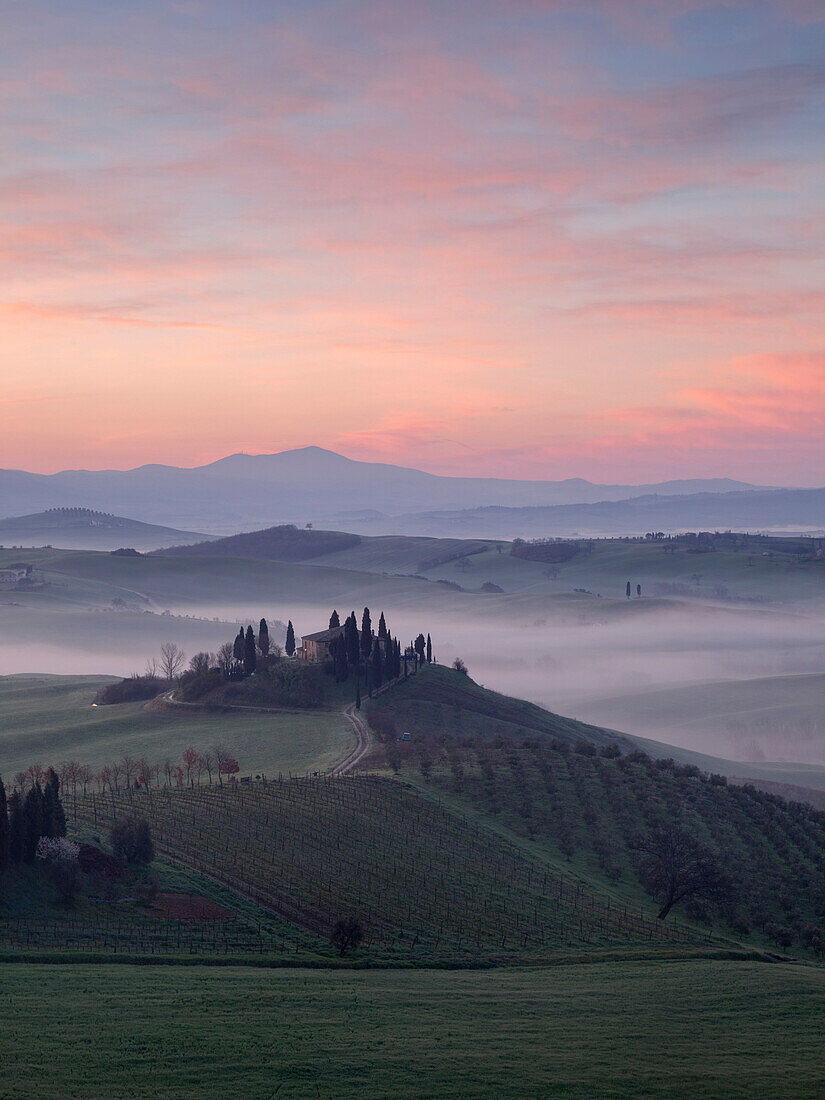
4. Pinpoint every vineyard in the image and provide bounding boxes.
[410,733,825,950]
[69,776,702,959]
